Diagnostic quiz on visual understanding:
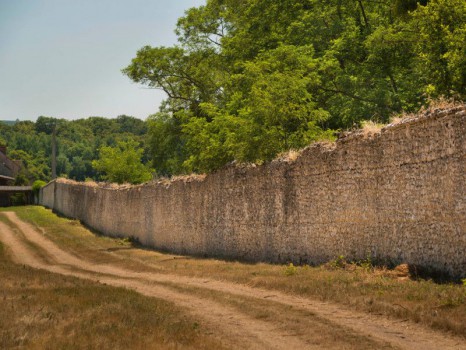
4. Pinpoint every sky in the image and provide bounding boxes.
[0,0,205,121]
